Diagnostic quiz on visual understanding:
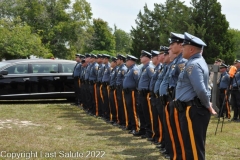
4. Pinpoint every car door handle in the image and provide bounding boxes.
[54,77,60,80]
[23,78,30,81]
